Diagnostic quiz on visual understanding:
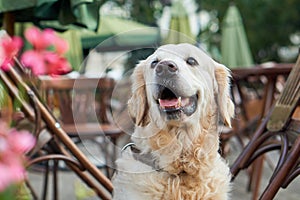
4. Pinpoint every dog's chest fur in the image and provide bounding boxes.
[113,139,230,200]
[113,113,230,200]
